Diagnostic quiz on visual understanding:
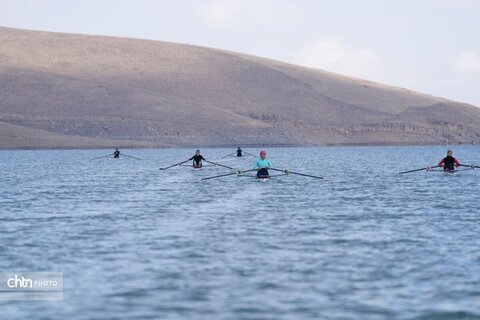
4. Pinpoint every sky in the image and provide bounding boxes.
[1,0,479,107]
